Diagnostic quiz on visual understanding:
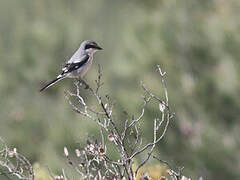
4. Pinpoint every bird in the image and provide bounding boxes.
[40,40,103,92]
